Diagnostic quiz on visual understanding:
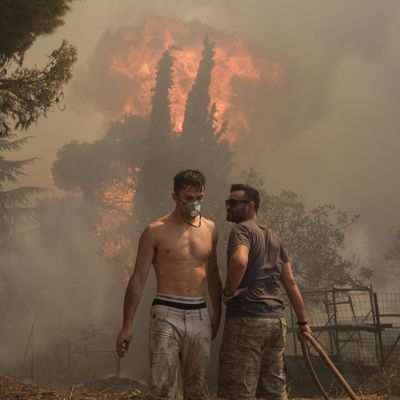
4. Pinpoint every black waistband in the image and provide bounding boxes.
[152,298,207,310]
